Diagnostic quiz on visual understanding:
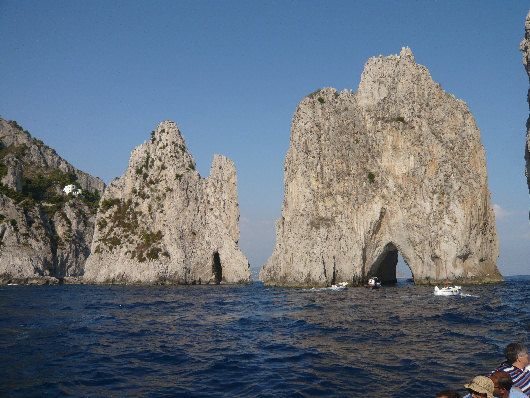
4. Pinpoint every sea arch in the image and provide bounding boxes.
[212,251,222,284]
[365,242,415,284]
